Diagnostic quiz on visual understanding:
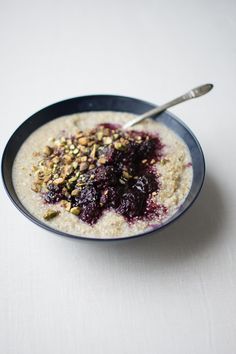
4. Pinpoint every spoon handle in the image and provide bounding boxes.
[123,83,213,129]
